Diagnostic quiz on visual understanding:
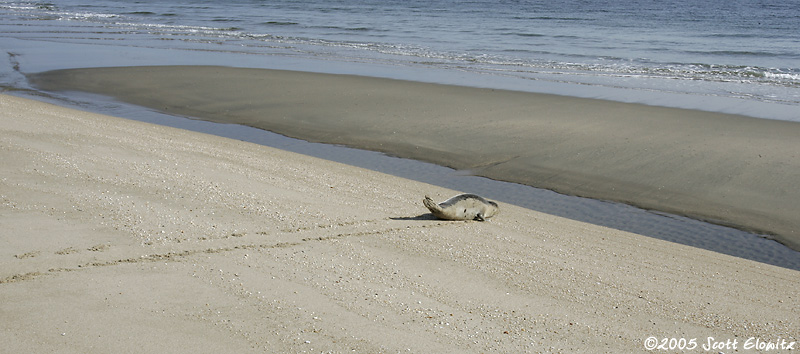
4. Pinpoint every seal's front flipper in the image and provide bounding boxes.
[475,213,485,221]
